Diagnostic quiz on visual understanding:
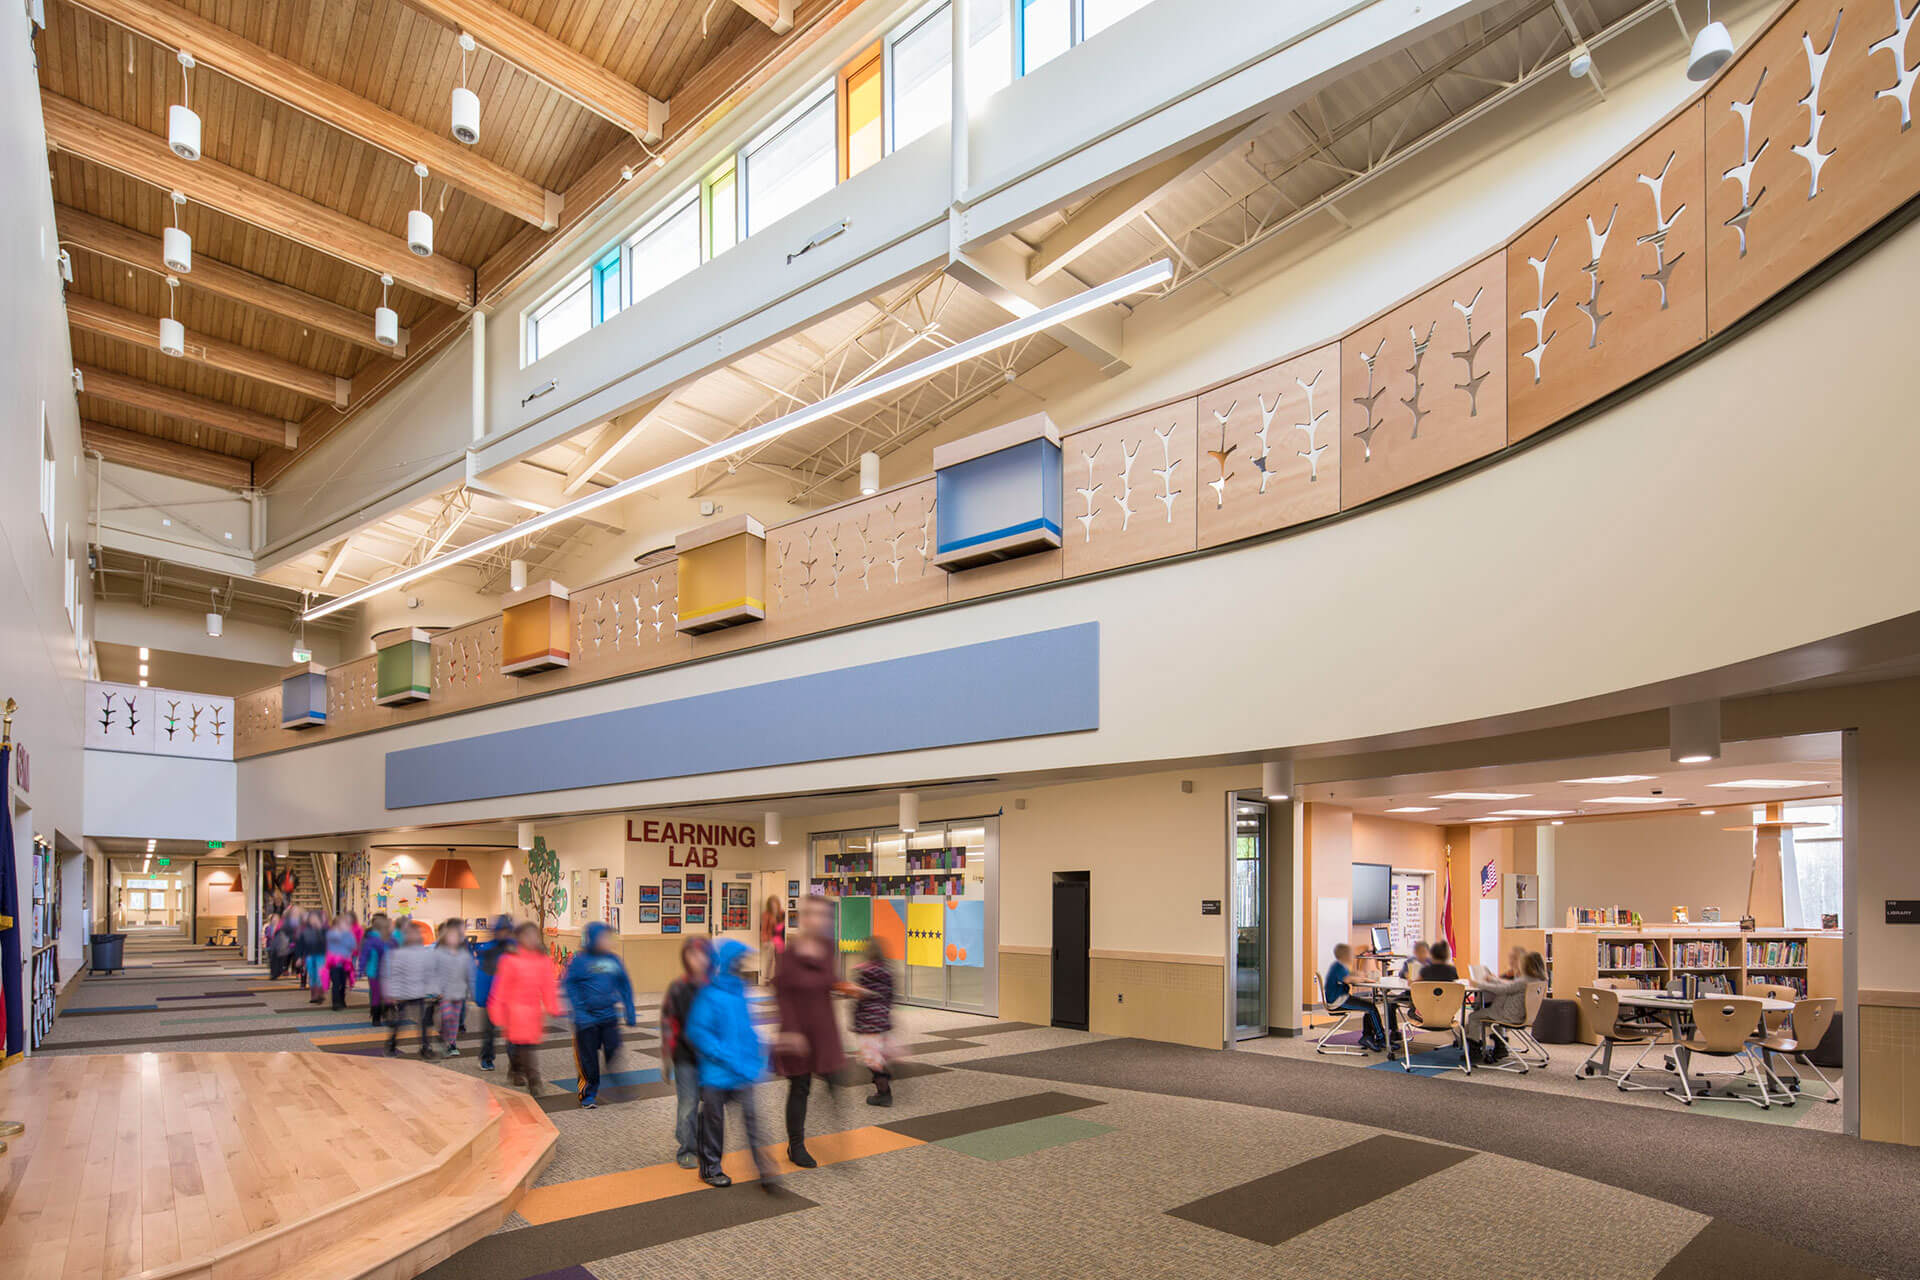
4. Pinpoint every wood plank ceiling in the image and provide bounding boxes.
[38,0,839,492]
